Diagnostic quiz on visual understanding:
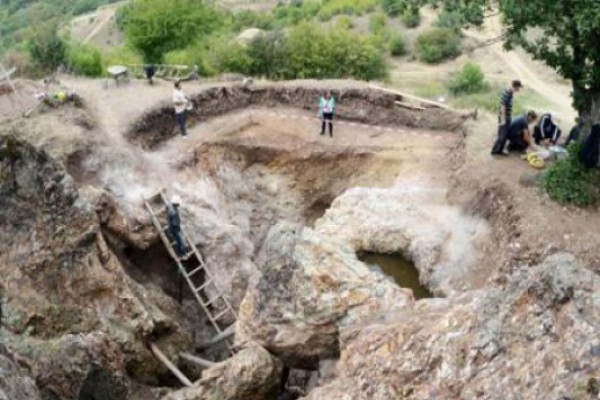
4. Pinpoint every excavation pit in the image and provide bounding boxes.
[358,252,433,299]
